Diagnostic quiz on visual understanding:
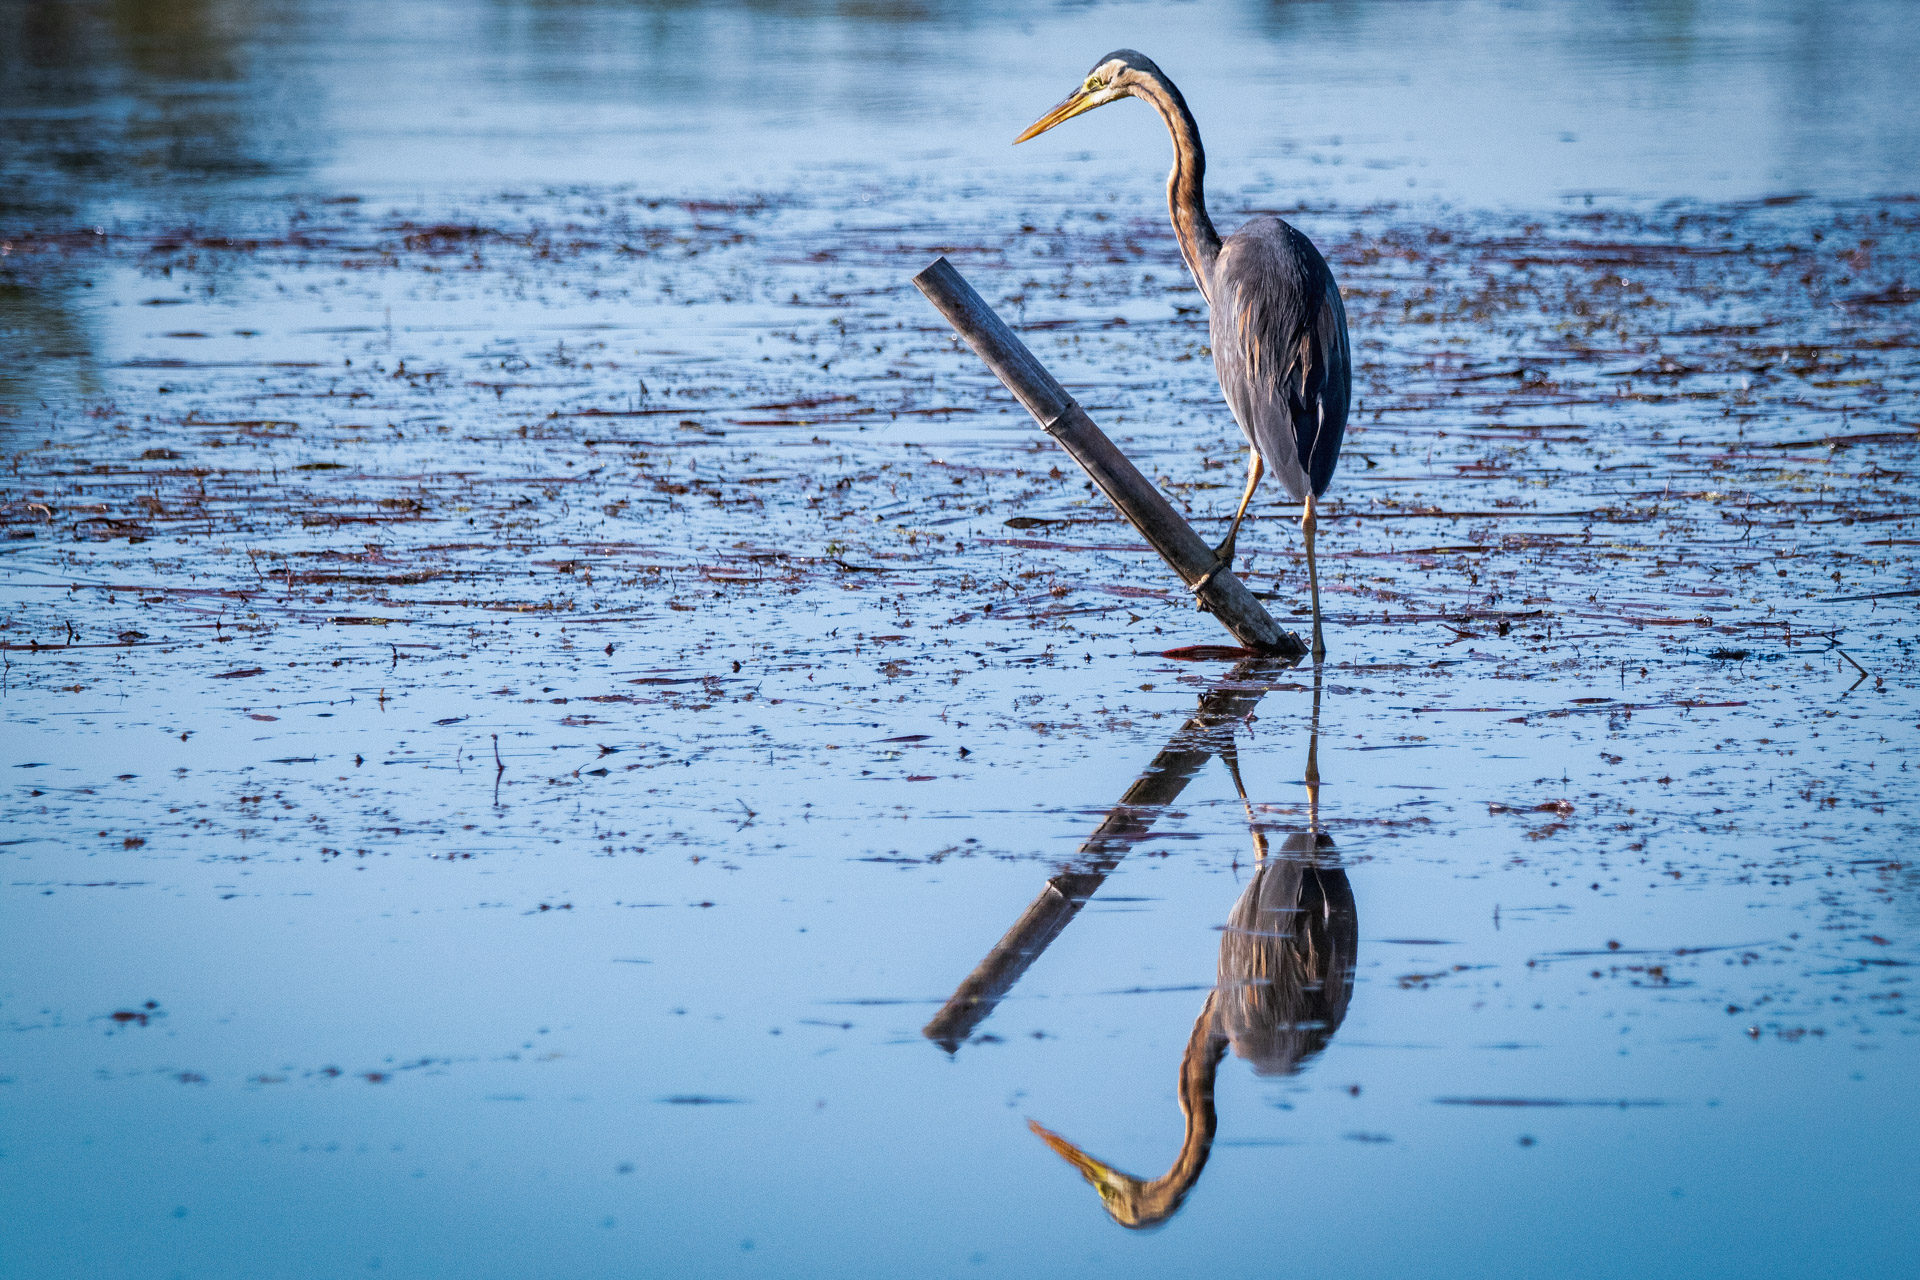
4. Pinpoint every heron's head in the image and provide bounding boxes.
[1014,49,1160,144]
[1027,1118,1174,1230]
